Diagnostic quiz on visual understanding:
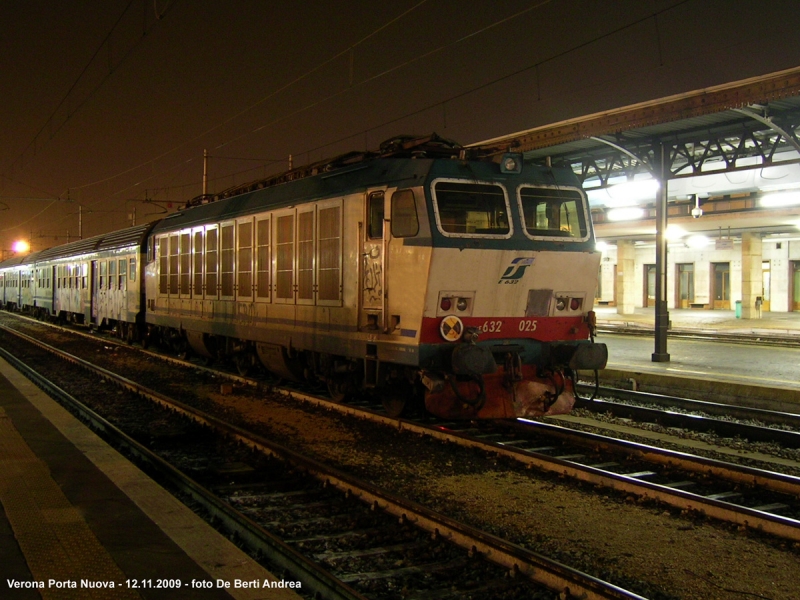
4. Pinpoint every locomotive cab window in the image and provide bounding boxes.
[518,187,588,240]
[432,180,511,237]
